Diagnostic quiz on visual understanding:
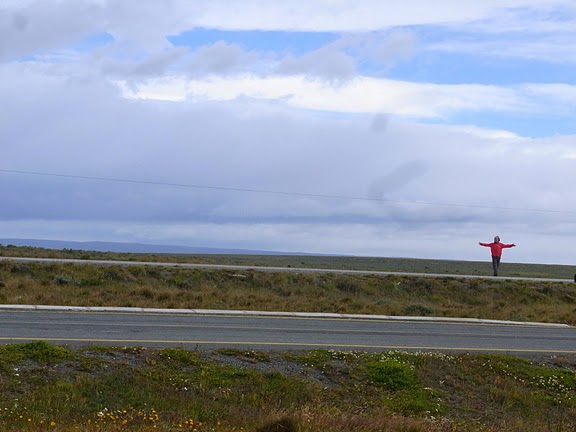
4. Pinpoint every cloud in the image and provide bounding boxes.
[187,41,260,76]
[0,0,105,60]
[422,3,576,64]
[458,3,576,35]
[367,160,429,200]
[2,62,574,225]
[117,74,554,119]
[100,46,189,78]
[276,45,356,82]
[523,83,576,107]
[370,114,391,133]
[273,29,419,81]
[4,0,573,61]
[338,29,419,67]
[429,33,576,64]
[181,0,569,32]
